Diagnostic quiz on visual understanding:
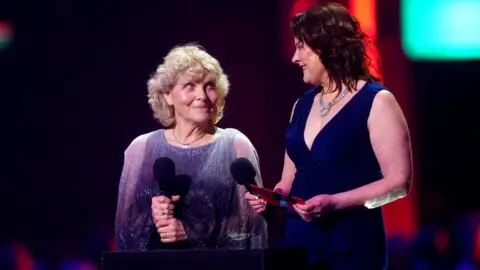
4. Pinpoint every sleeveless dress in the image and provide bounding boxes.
[115,128,267,251]
[283,81,388,269]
